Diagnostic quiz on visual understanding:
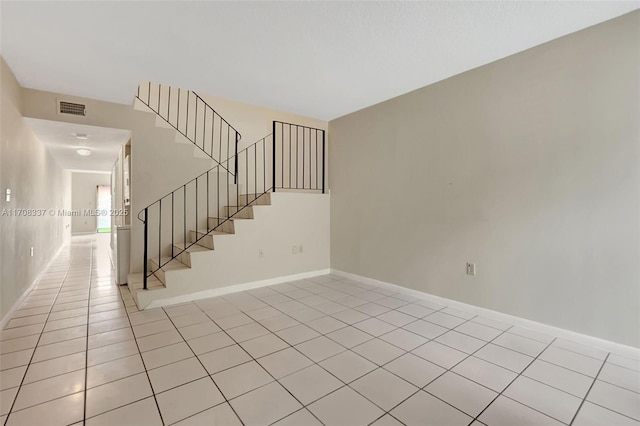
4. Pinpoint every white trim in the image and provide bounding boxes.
[0,243,66,329]
[331,269,640,358]
[67,169,111,175]
[144,268,331,310]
